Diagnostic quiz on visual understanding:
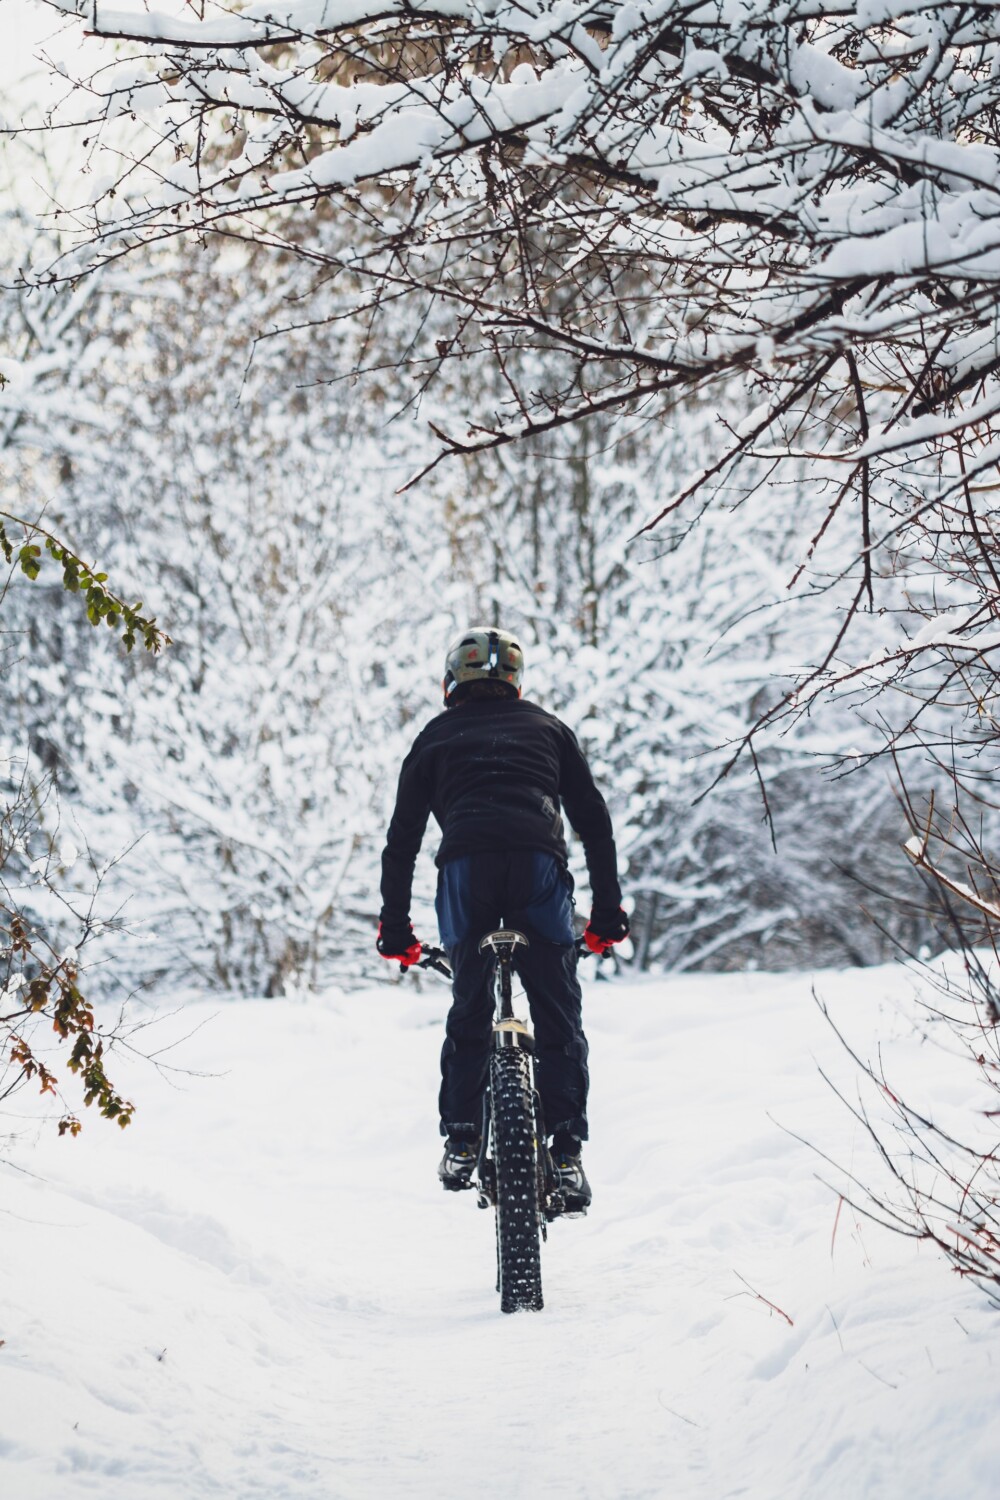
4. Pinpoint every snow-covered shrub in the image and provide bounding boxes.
[3,219,945,987]
[2,26,965,986]
[2,226,454,993]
